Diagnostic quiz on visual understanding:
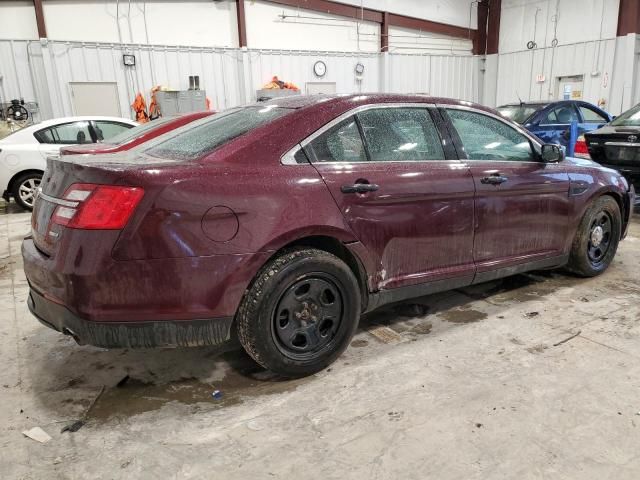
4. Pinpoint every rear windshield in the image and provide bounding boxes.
[105,116,175,145]
[145,106,288,160]
[497,105,542,124]
[610,104,640,127]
